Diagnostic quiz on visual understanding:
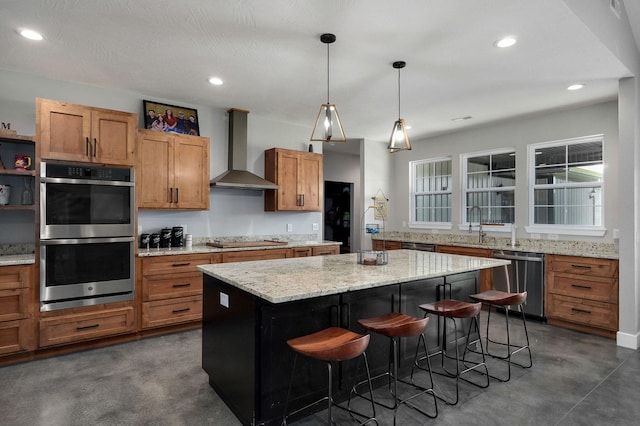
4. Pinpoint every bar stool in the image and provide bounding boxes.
[350,313,437,425]
[282,327,378,426]
[468,290,532,382]
[416,300,489,405]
